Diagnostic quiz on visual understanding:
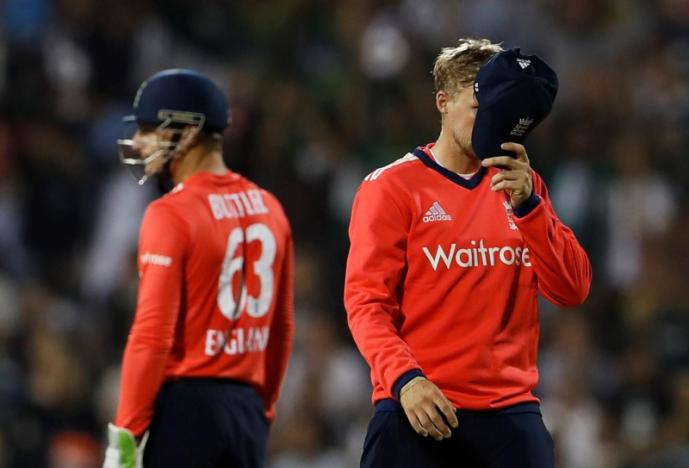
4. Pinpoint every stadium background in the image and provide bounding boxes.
[1,0,689,466]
